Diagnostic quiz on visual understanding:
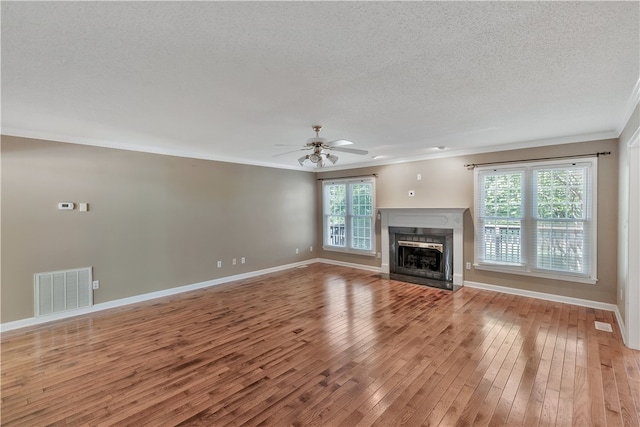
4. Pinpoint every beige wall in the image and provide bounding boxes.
[1,134,621,324]
[318,138,619,304]
[1,136,318,323]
